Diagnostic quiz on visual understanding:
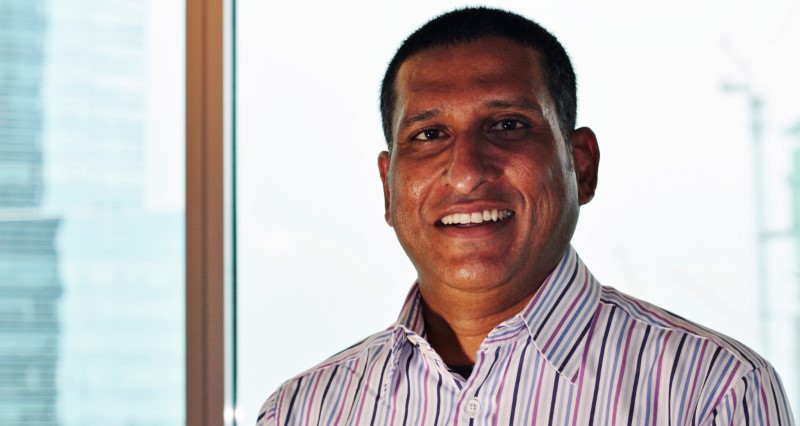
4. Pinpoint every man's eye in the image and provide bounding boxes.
[413,129,443,141]
[491,119,527,131]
